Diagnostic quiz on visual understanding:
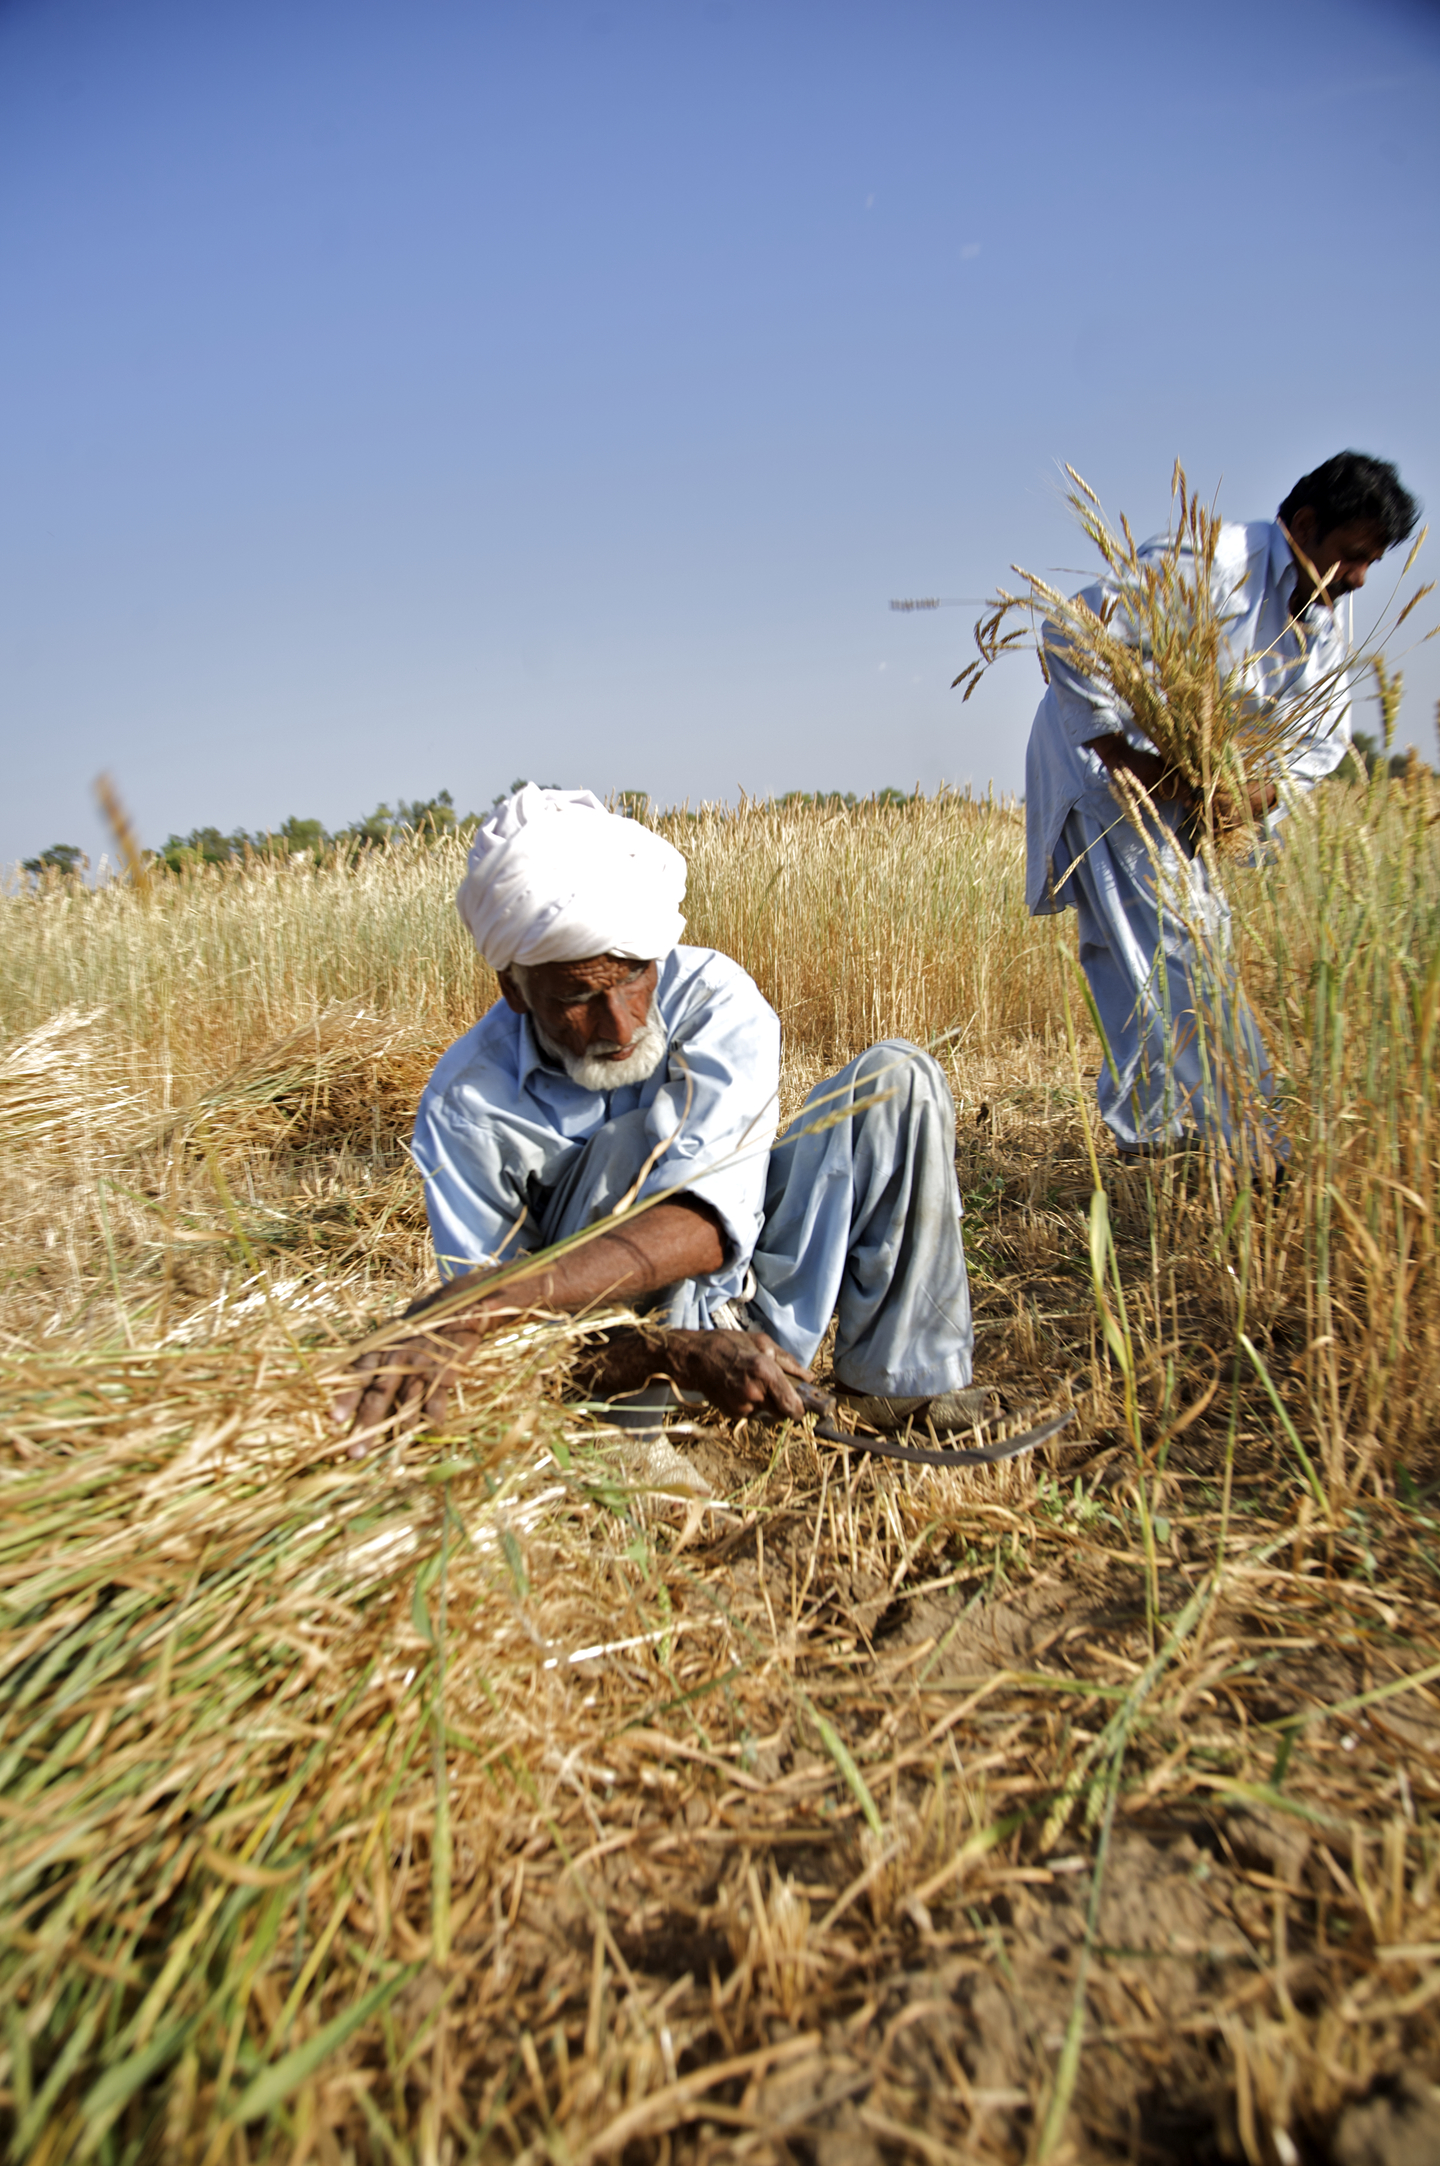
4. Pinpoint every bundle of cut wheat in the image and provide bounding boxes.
[954,463,1430,849]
